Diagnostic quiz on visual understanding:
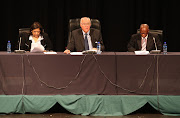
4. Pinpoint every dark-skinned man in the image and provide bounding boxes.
[127,24,162,52]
